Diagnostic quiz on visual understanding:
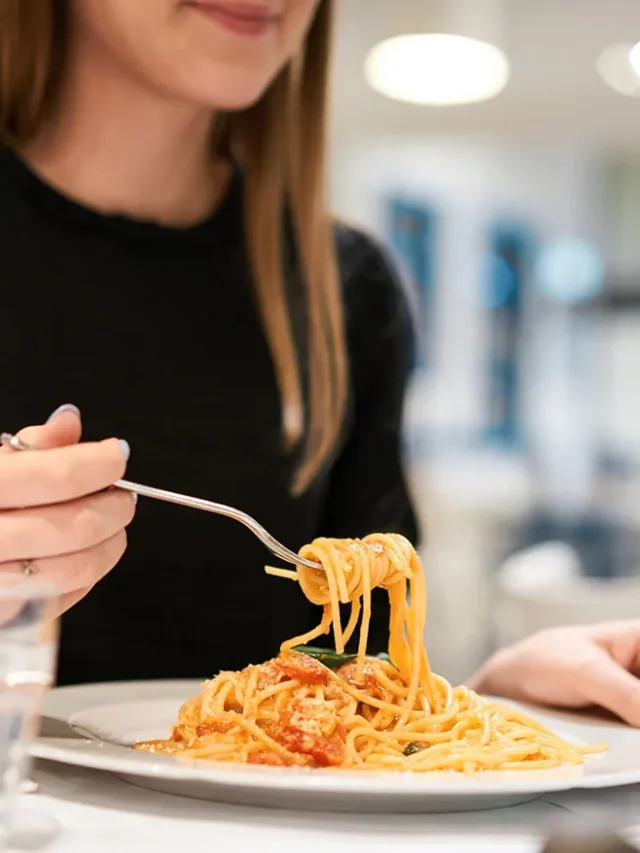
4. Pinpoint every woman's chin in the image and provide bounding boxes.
[172,73,276,113]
